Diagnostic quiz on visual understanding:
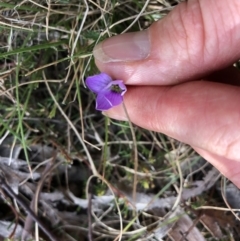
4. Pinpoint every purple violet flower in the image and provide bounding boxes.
[86,73,127,111]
